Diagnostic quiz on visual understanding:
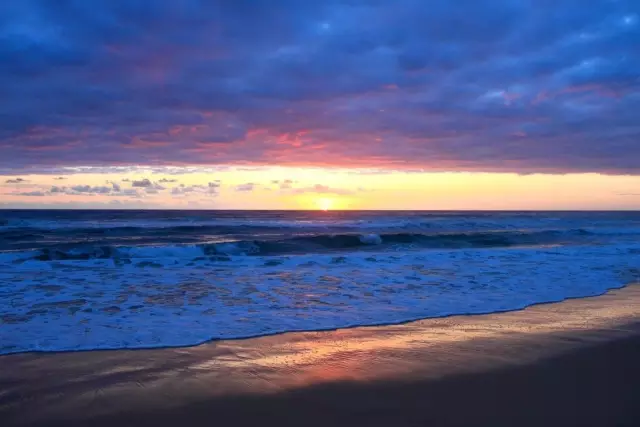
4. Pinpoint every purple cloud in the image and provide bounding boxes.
[171,182,220,196]
[131,178,152,188]
[130,178,166,193]
[70,185,112,194]
[5,178,28,184]
[4,183,147,198]
[279,179,295,190]
[15,191,46,197]
[1,1,639,174]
